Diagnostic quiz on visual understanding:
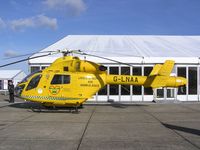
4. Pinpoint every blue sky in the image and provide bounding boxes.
[0,0,200,73]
